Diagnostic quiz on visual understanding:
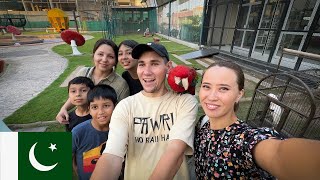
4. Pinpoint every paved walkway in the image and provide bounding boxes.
[0,41,67,120]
